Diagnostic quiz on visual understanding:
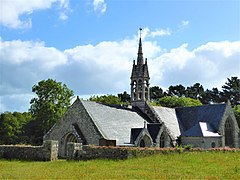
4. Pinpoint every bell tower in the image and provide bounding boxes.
[130,28,150,112]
